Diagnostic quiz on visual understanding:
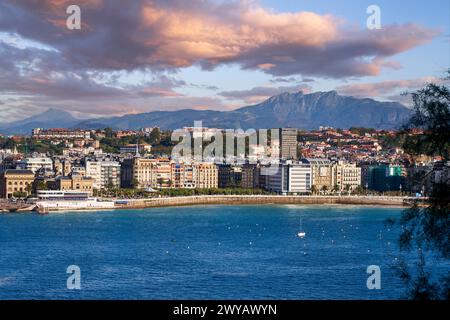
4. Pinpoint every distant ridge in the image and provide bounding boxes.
[0,91,412,134]
[0,108,80,135]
